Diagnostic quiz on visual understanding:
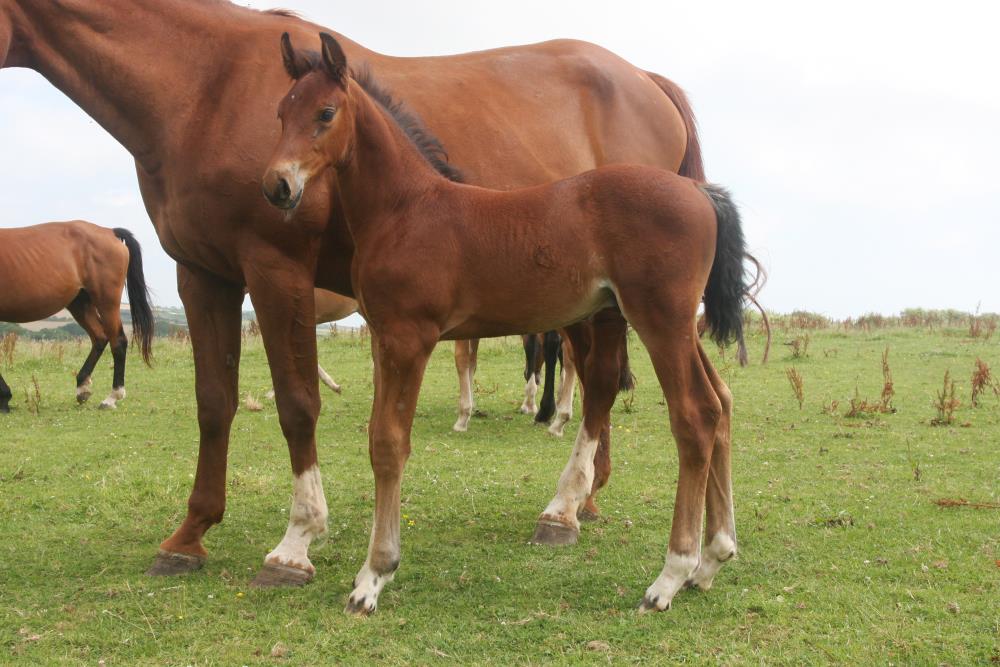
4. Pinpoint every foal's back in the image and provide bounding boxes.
[0,221,128,323]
